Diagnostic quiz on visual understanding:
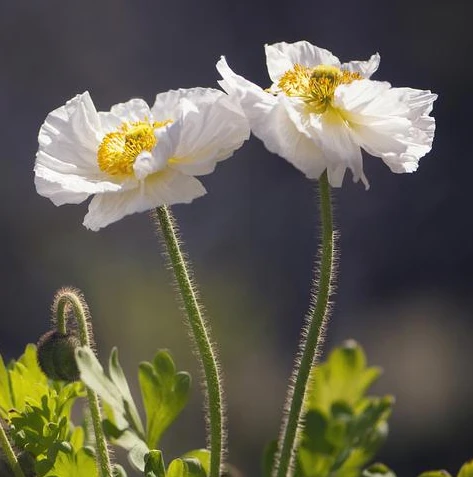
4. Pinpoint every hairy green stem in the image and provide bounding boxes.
[274,172,335,477]
[153,206,224,477]
[0,423,25,477]
[54,289,113,477]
